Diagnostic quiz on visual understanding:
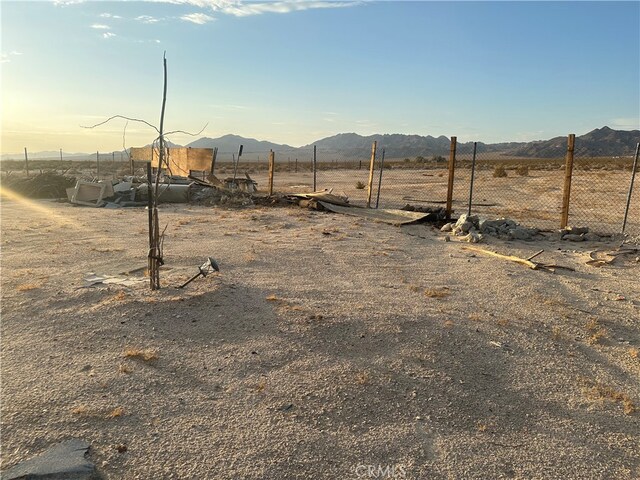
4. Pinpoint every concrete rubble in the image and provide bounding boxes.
[441,214,541,242]
[64,172,260,208]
